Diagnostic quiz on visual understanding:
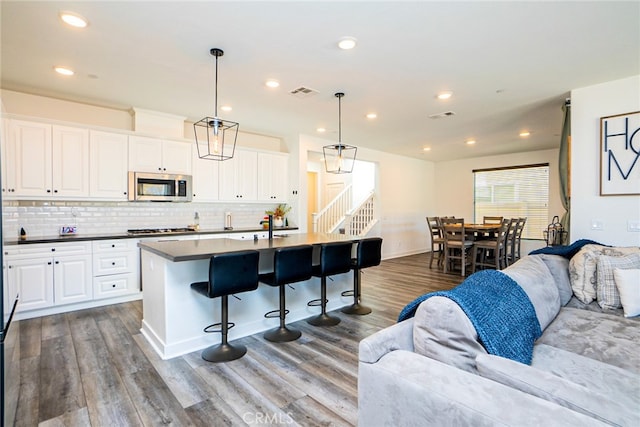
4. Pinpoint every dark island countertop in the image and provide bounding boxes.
[138,232,357,262]
[4,226,299,245]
